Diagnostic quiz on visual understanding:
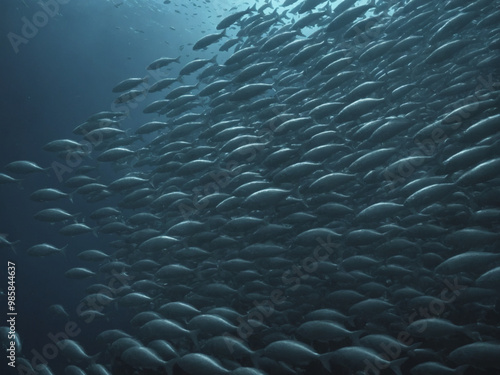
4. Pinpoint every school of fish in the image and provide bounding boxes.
[1,0,500,374]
